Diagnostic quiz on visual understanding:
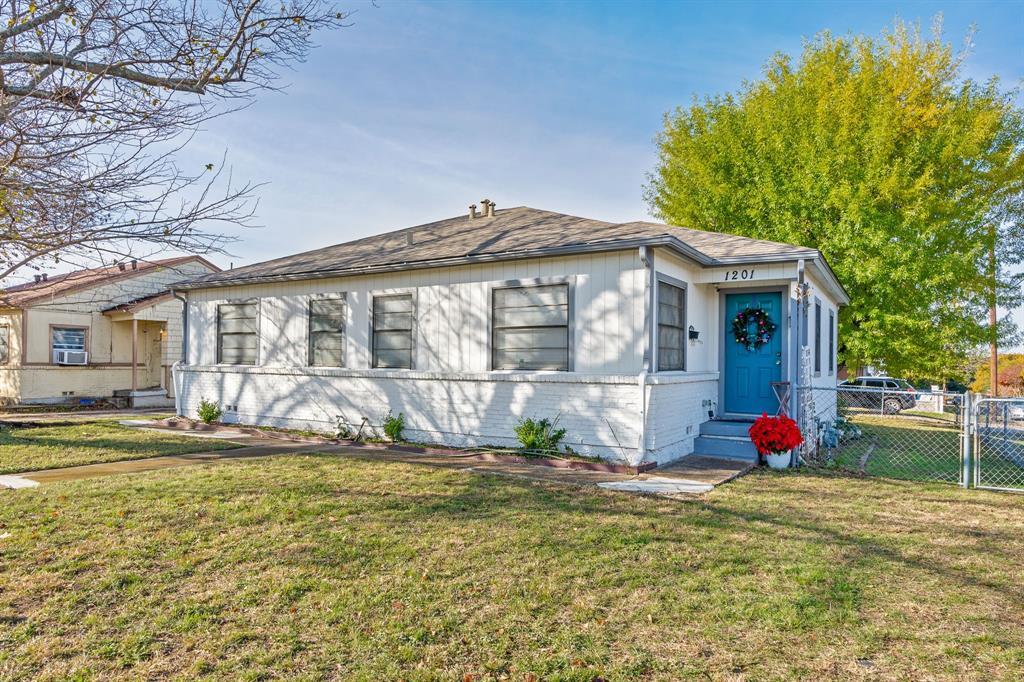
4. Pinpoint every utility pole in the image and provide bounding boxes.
[989,224,999,397]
